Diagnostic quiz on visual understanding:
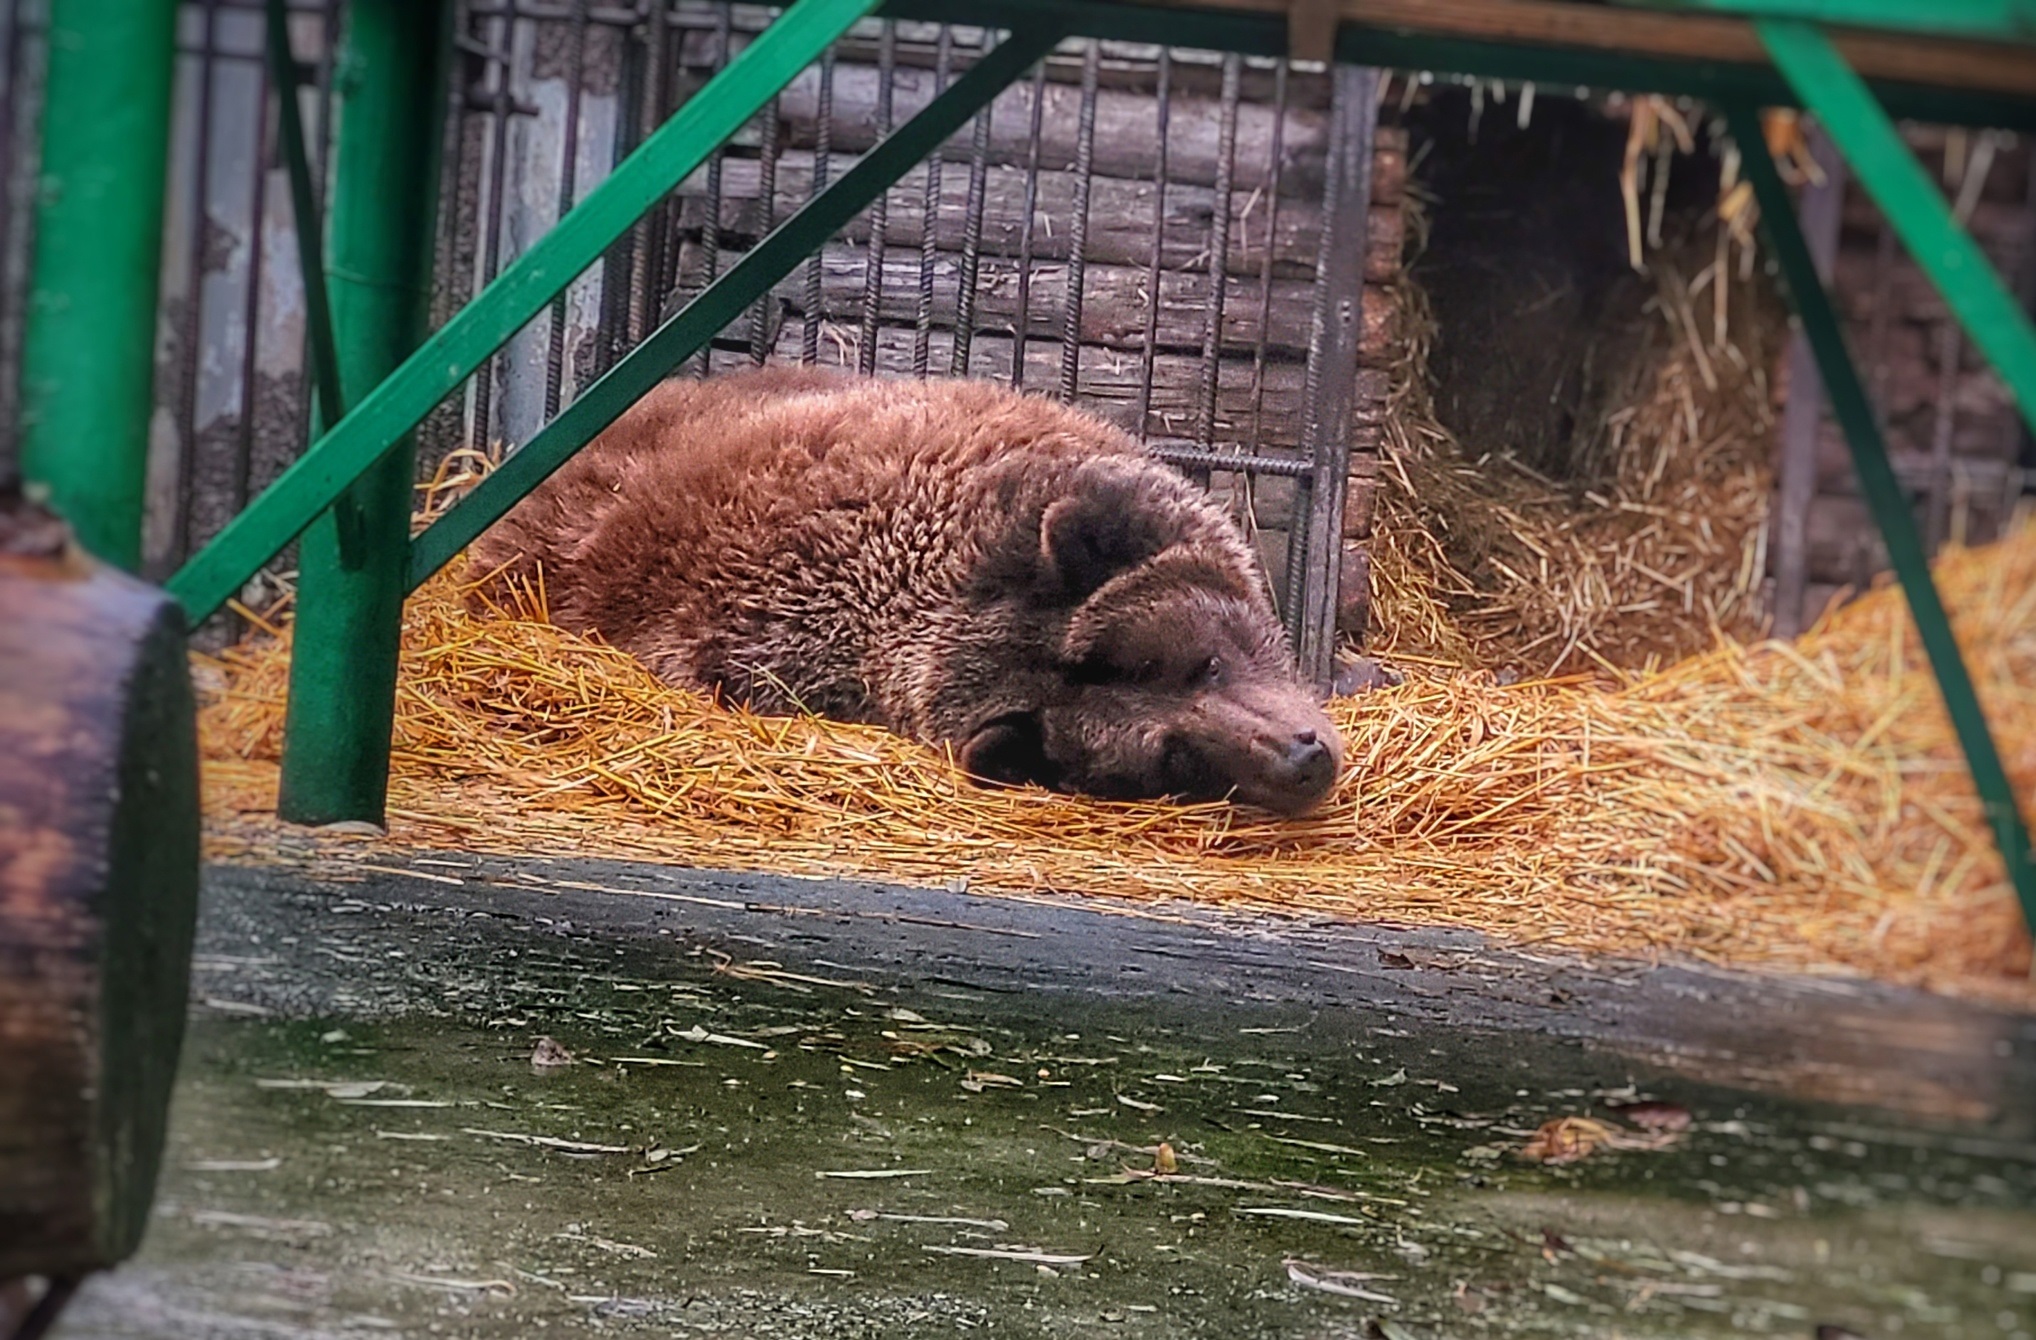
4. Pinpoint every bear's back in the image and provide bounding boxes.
[468,369,1152,718]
